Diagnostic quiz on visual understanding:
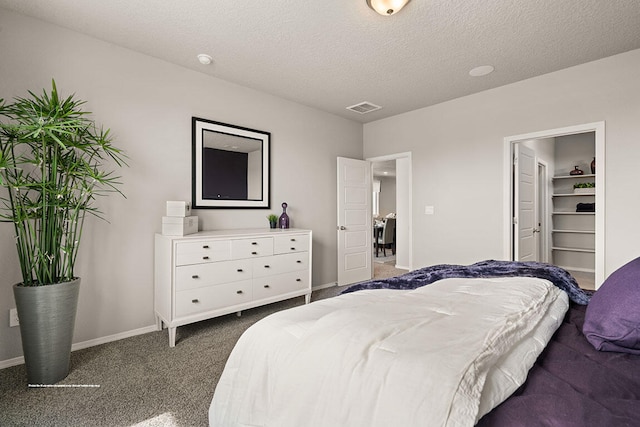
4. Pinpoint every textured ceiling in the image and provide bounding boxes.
[2,0,639,123]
